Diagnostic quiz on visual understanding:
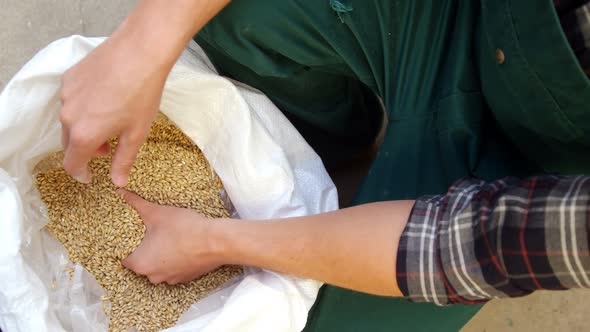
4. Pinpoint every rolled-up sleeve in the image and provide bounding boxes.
[396,175,590,305]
